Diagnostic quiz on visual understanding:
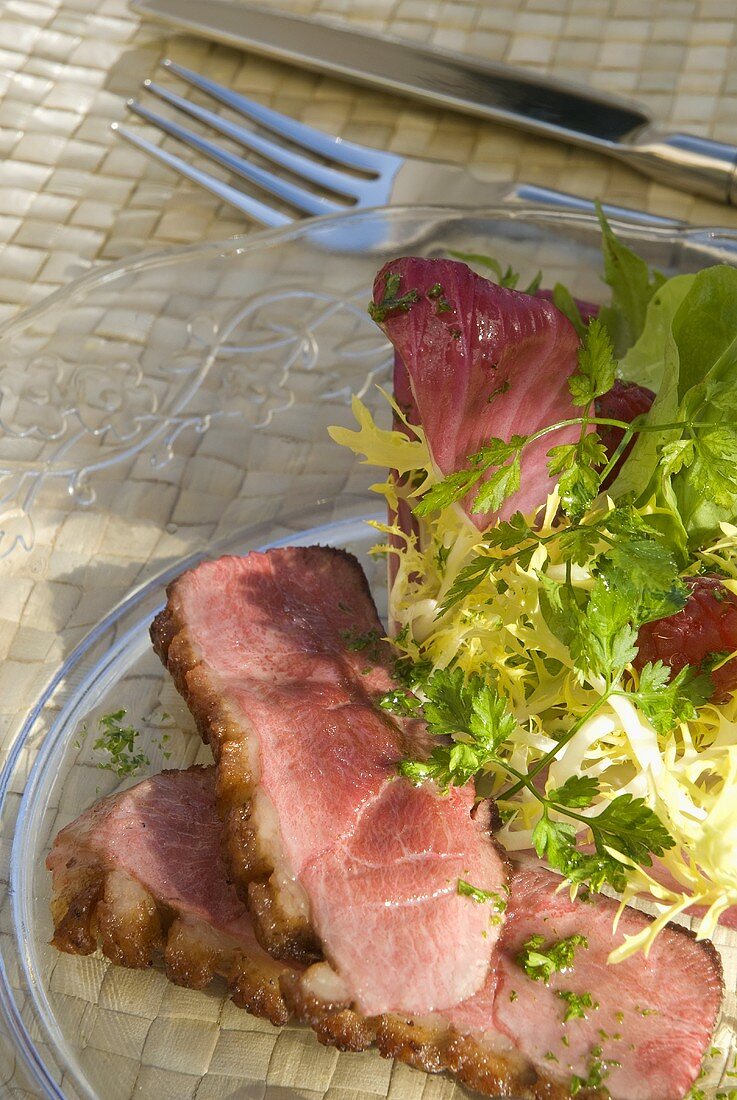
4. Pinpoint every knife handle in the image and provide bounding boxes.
[617,132,737,205]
